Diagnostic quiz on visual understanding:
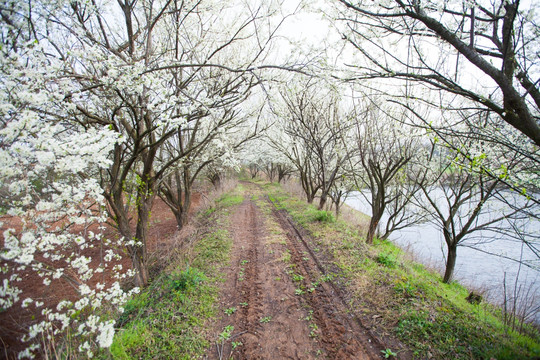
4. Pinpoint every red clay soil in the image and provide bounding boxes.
[207,185,383,359]
[0,194,201,359]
